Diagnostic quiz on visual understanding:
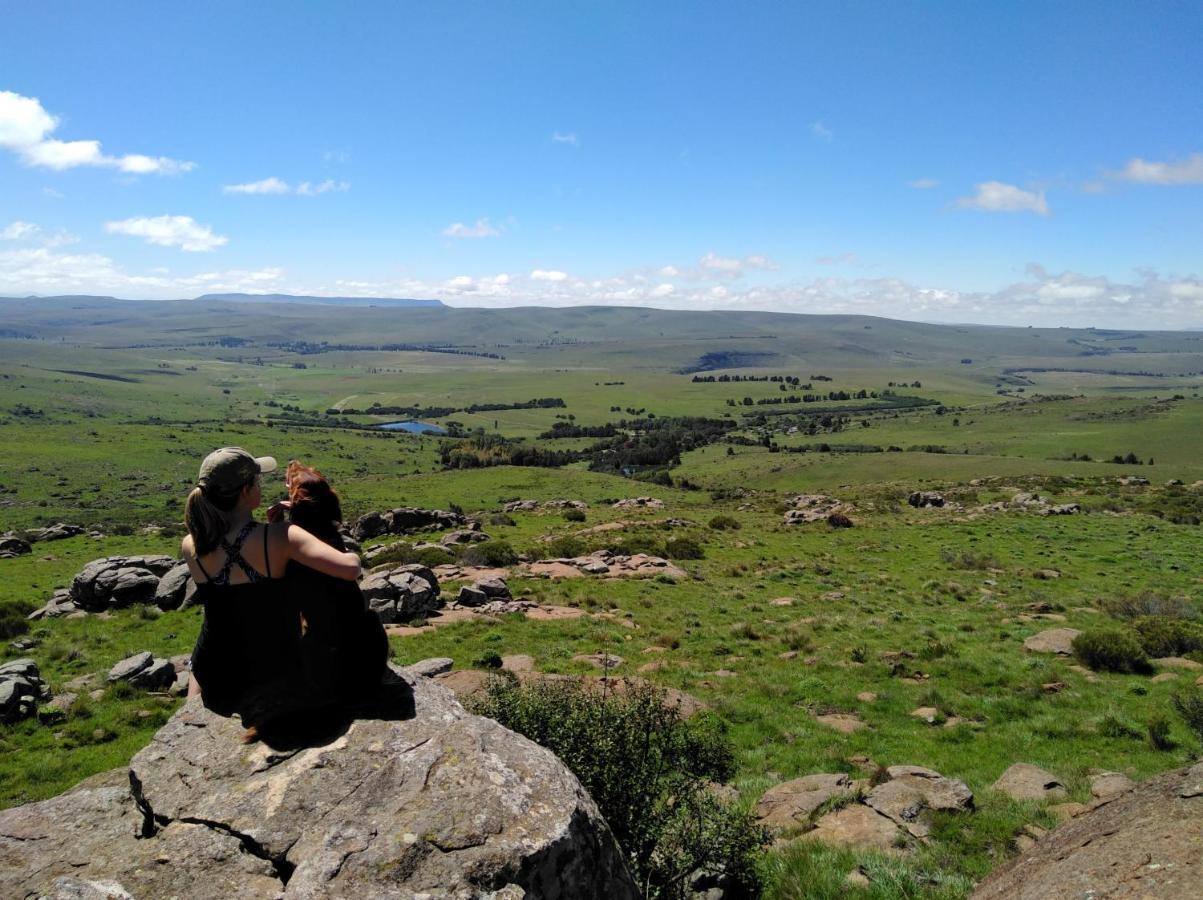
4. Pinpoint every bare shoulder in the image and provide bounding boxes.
[180,533,195,559]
